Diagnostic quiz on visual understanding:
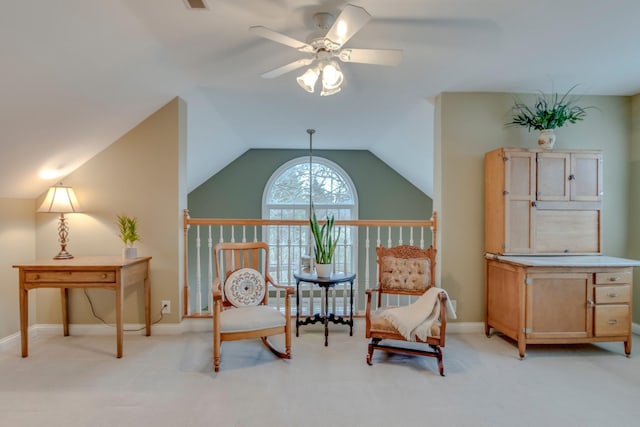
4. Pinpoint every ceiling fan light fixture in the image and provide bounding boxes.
[320,85,341,97]
[320,61,344,94]
[297,67,320,93]
[252,5,402,96]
